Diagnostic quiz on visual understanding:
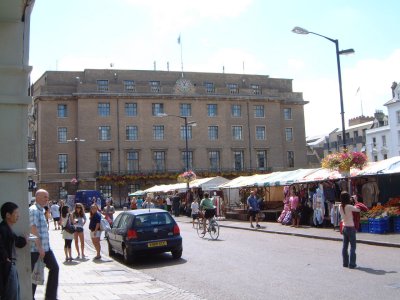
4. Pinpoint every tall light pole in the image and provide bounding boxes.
[67,137,85,189]
[157,113,196,172]
[292,26,354,149]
